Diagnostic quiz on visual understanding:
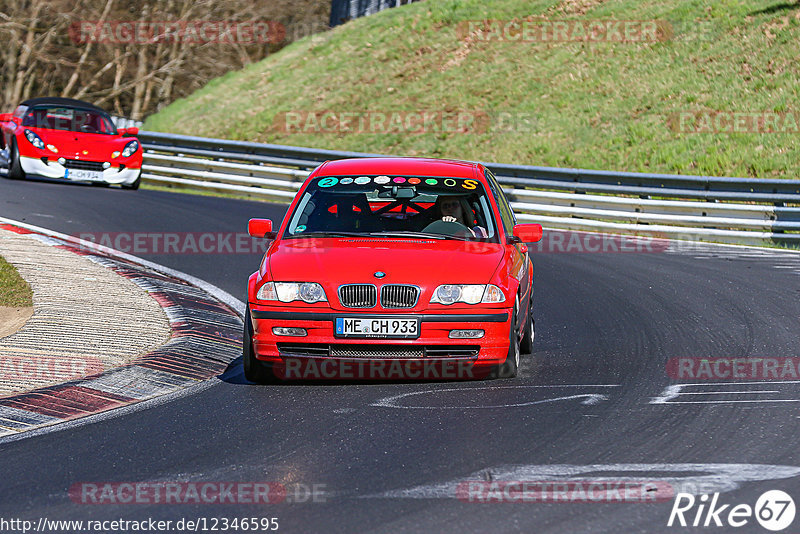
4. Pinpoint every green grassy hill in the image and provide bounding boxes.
[145,0,800,178]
